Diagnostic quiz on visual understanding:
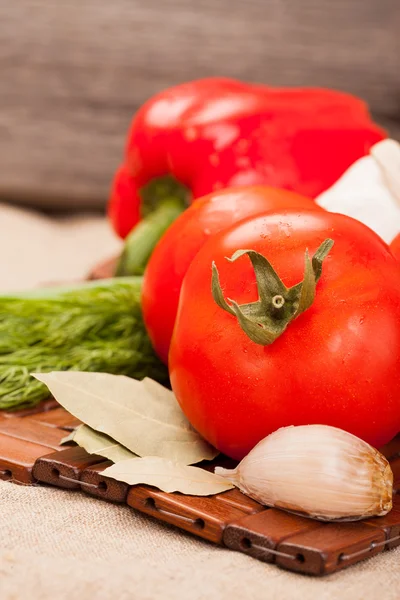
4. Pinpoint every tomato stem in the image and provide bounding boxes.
[211,239,334,345]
